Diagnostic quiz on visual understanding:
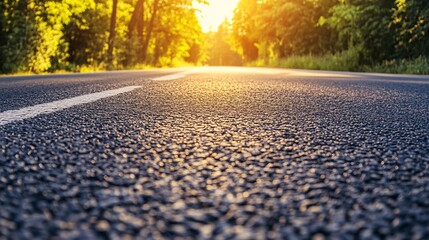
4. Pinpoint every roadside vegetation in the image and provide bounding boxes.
[1,0,428,75]
[248,55,429,75]
[0,0,206,74]
[226,0,429,74]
